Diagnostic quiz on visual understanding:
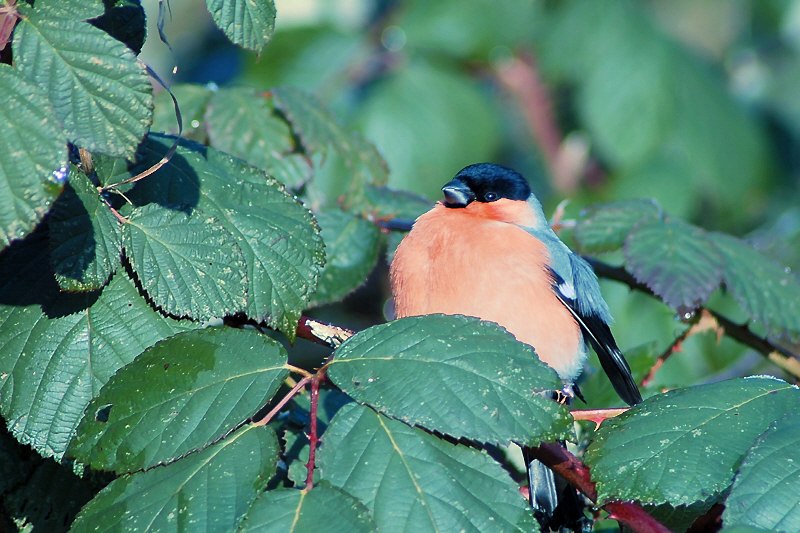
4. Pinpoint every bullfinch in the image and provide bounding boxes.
[390,163,642,529]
